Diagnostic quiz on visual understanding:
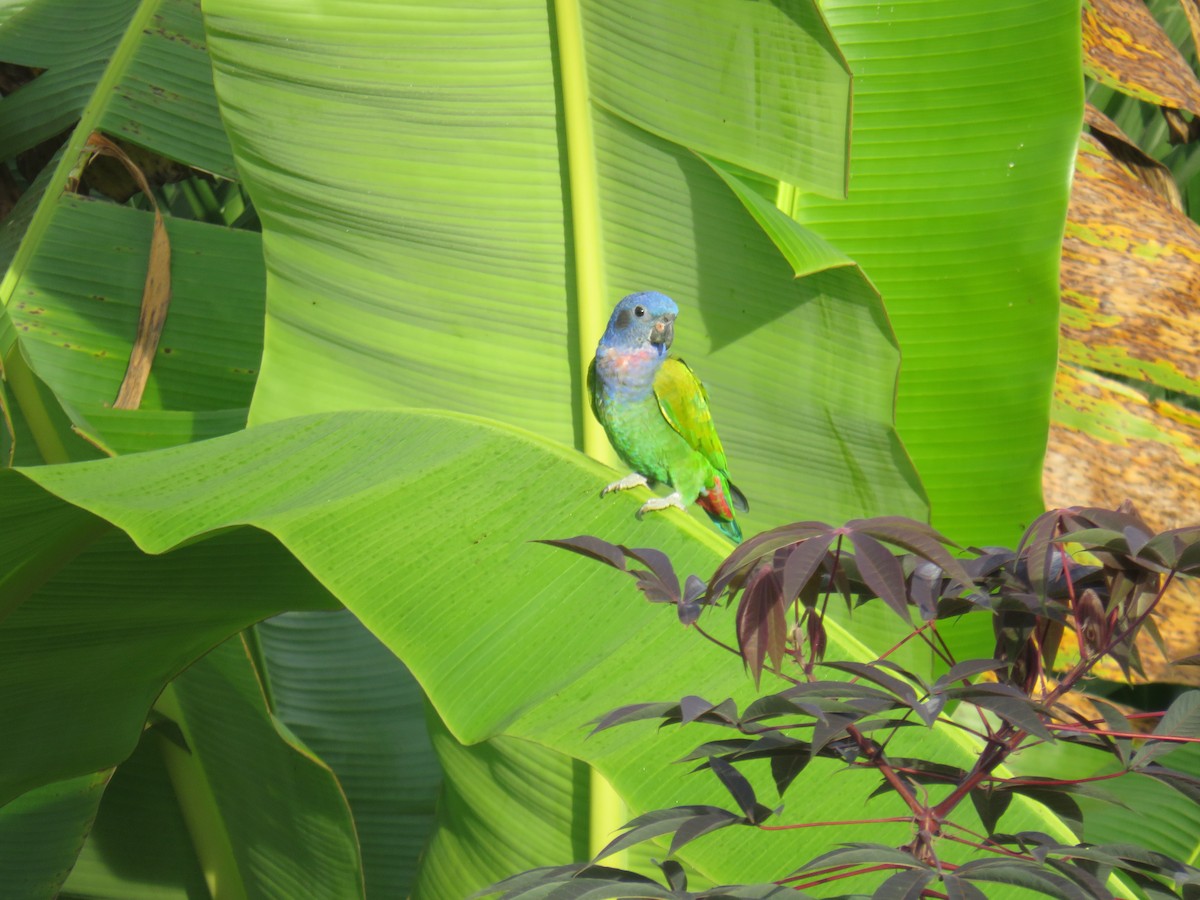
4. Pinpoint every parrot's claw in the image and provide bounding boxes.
[600,472,649,497]
[636,492,688,519]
